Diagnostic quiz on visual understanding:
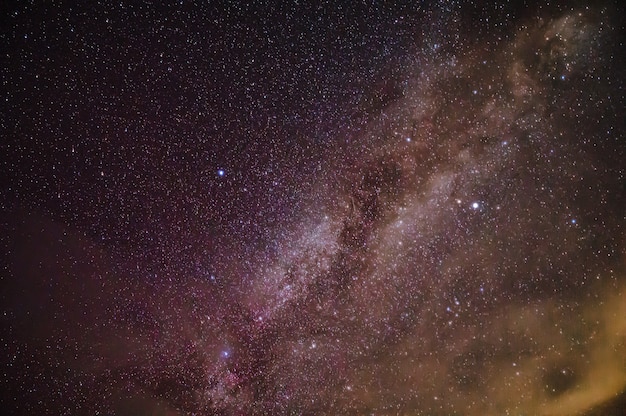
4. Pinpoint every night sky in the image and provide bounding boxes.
[1,1,625,415]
